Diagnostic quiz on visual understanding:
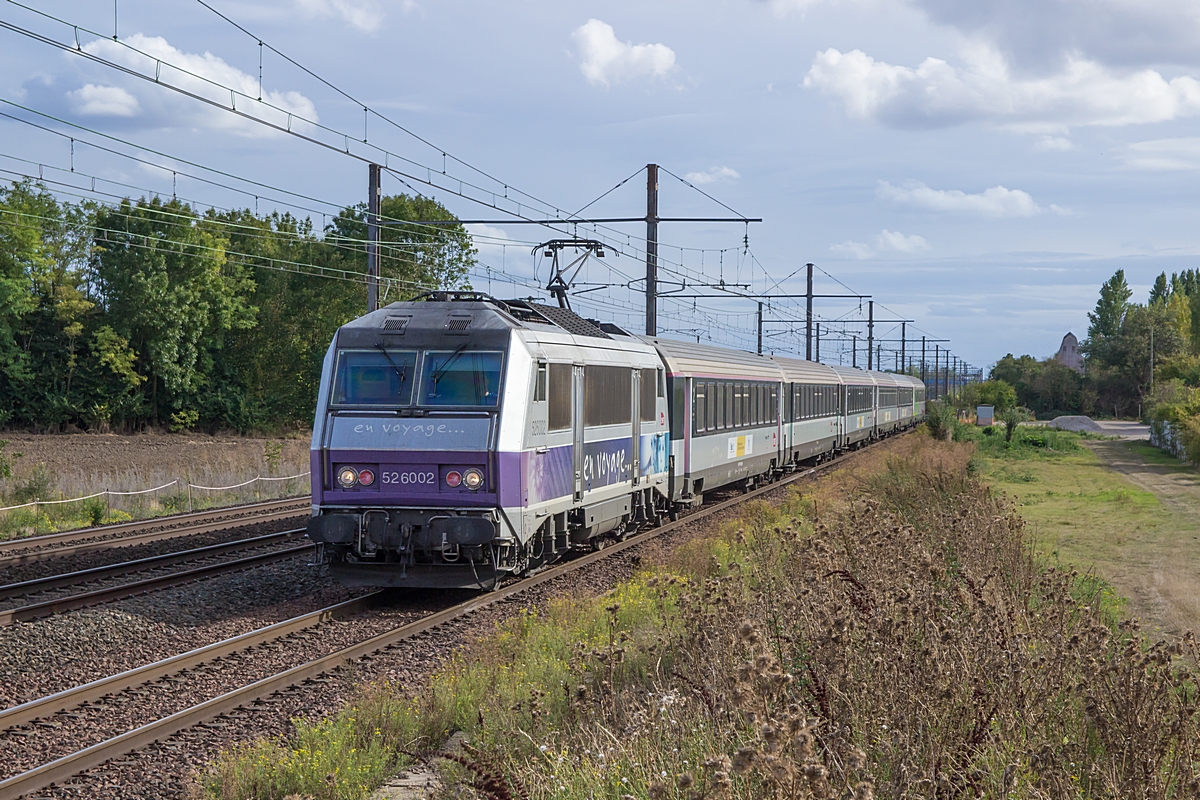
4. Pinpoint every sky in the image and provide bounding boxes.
[3,0,1200,372]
